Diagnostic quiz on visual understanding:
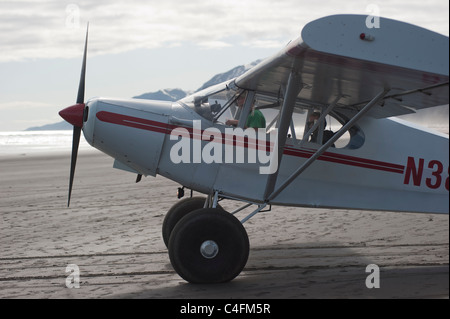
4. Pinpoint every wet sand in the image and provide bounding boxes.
[0,151,448,298]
